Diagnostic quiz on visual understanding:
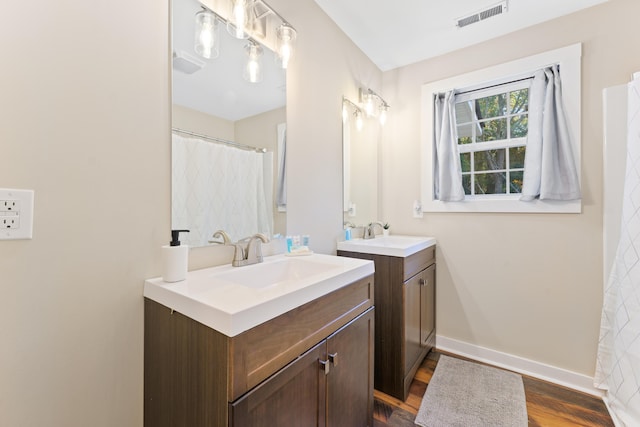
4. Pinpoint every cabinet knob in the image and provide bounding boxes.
[319,359,331,375]
[329,352,338,366]
[419,278,426,286]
